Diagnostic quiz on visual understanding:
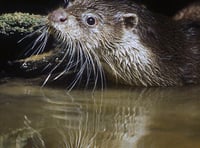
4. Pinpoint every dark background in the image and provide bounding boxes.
[0,0,198,15]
